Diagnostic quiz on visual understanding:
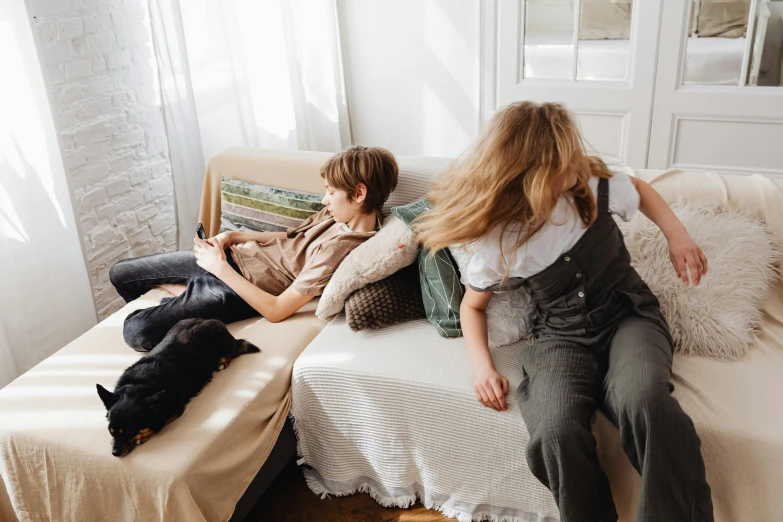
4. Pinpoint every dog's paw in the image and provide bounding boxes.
[217,357,230,371]
[135,428,154,446]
